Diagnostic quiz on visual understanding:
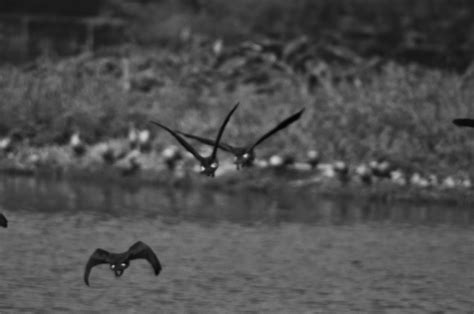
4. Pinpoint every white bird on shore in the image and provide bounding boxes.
[461,177,472,188]
[70,132,86,156]
[212,38,224,56]
[268,154,295,169]
[307,150,320,169]
[390,169,407,186]
[410,172,429,188]
[333,160,350,183]
[253,158,269,168]
[0,136,13,153]
[318,163,336,178]
[138,128,152,152]
[269,155,284,167]
[355,164,372,185]
[442,176,456,189]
